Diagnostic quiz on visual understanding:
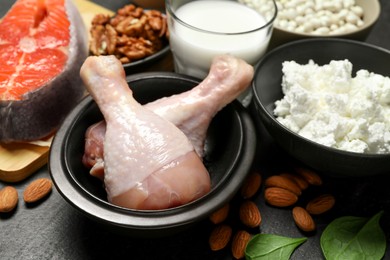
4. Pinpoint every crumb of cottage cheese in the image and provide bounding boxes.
[274,59,390,154]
